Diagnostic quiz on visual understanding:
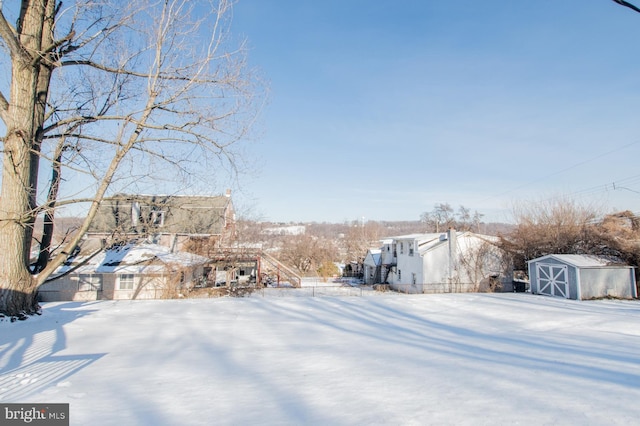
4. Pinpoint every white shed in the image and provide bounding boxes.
[363,249,382,285]
[528,254,637,300]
